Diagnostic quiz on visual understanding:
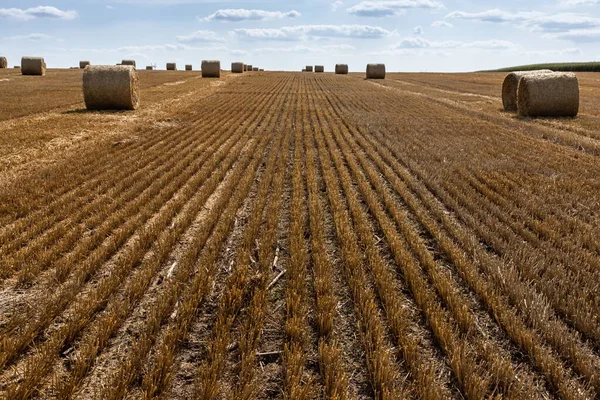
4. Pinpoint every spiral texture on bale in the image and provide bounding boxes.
[517,72,579,118]
[83,65,140,111]
[335,64,348,74]
[366,64,385,79]
[202,60,221,78]
[502,69,553,111]
[21,57,46,76]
